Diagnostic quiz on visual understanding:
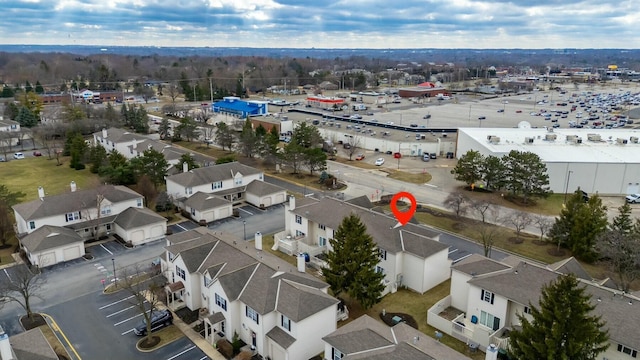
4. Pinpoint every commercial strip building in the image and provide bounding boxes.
[456,127,640,195]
